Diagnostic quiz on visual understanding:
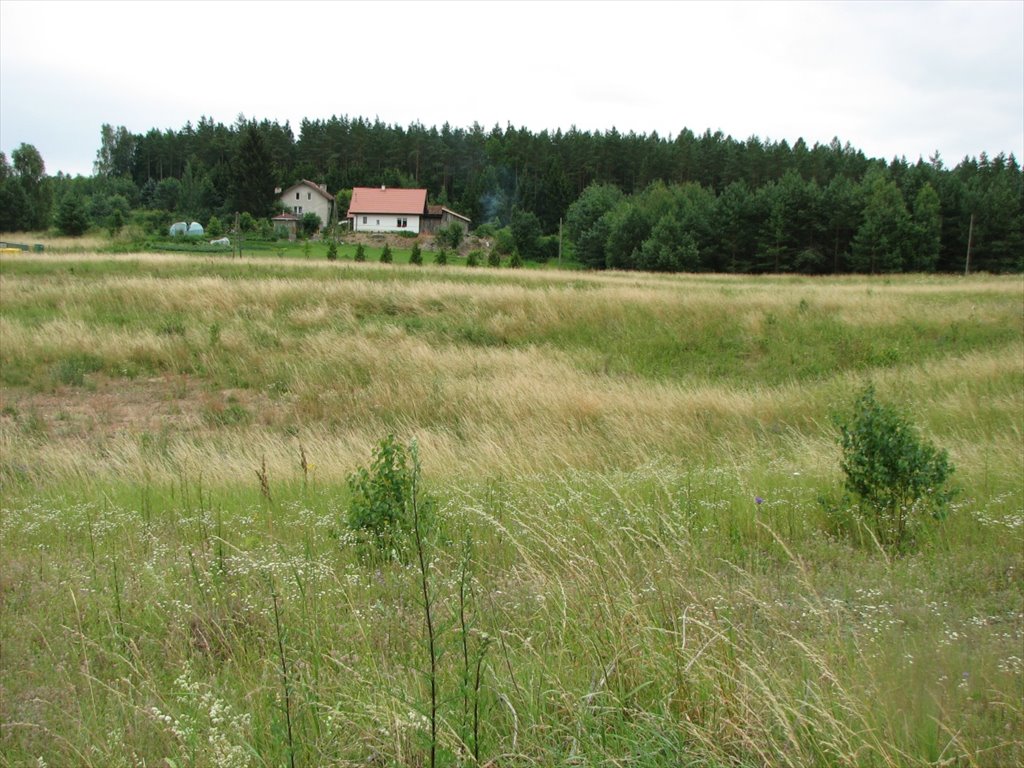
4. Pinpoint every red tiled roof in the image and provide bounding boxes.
[348,187,428,216]
[272,212,301,221]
